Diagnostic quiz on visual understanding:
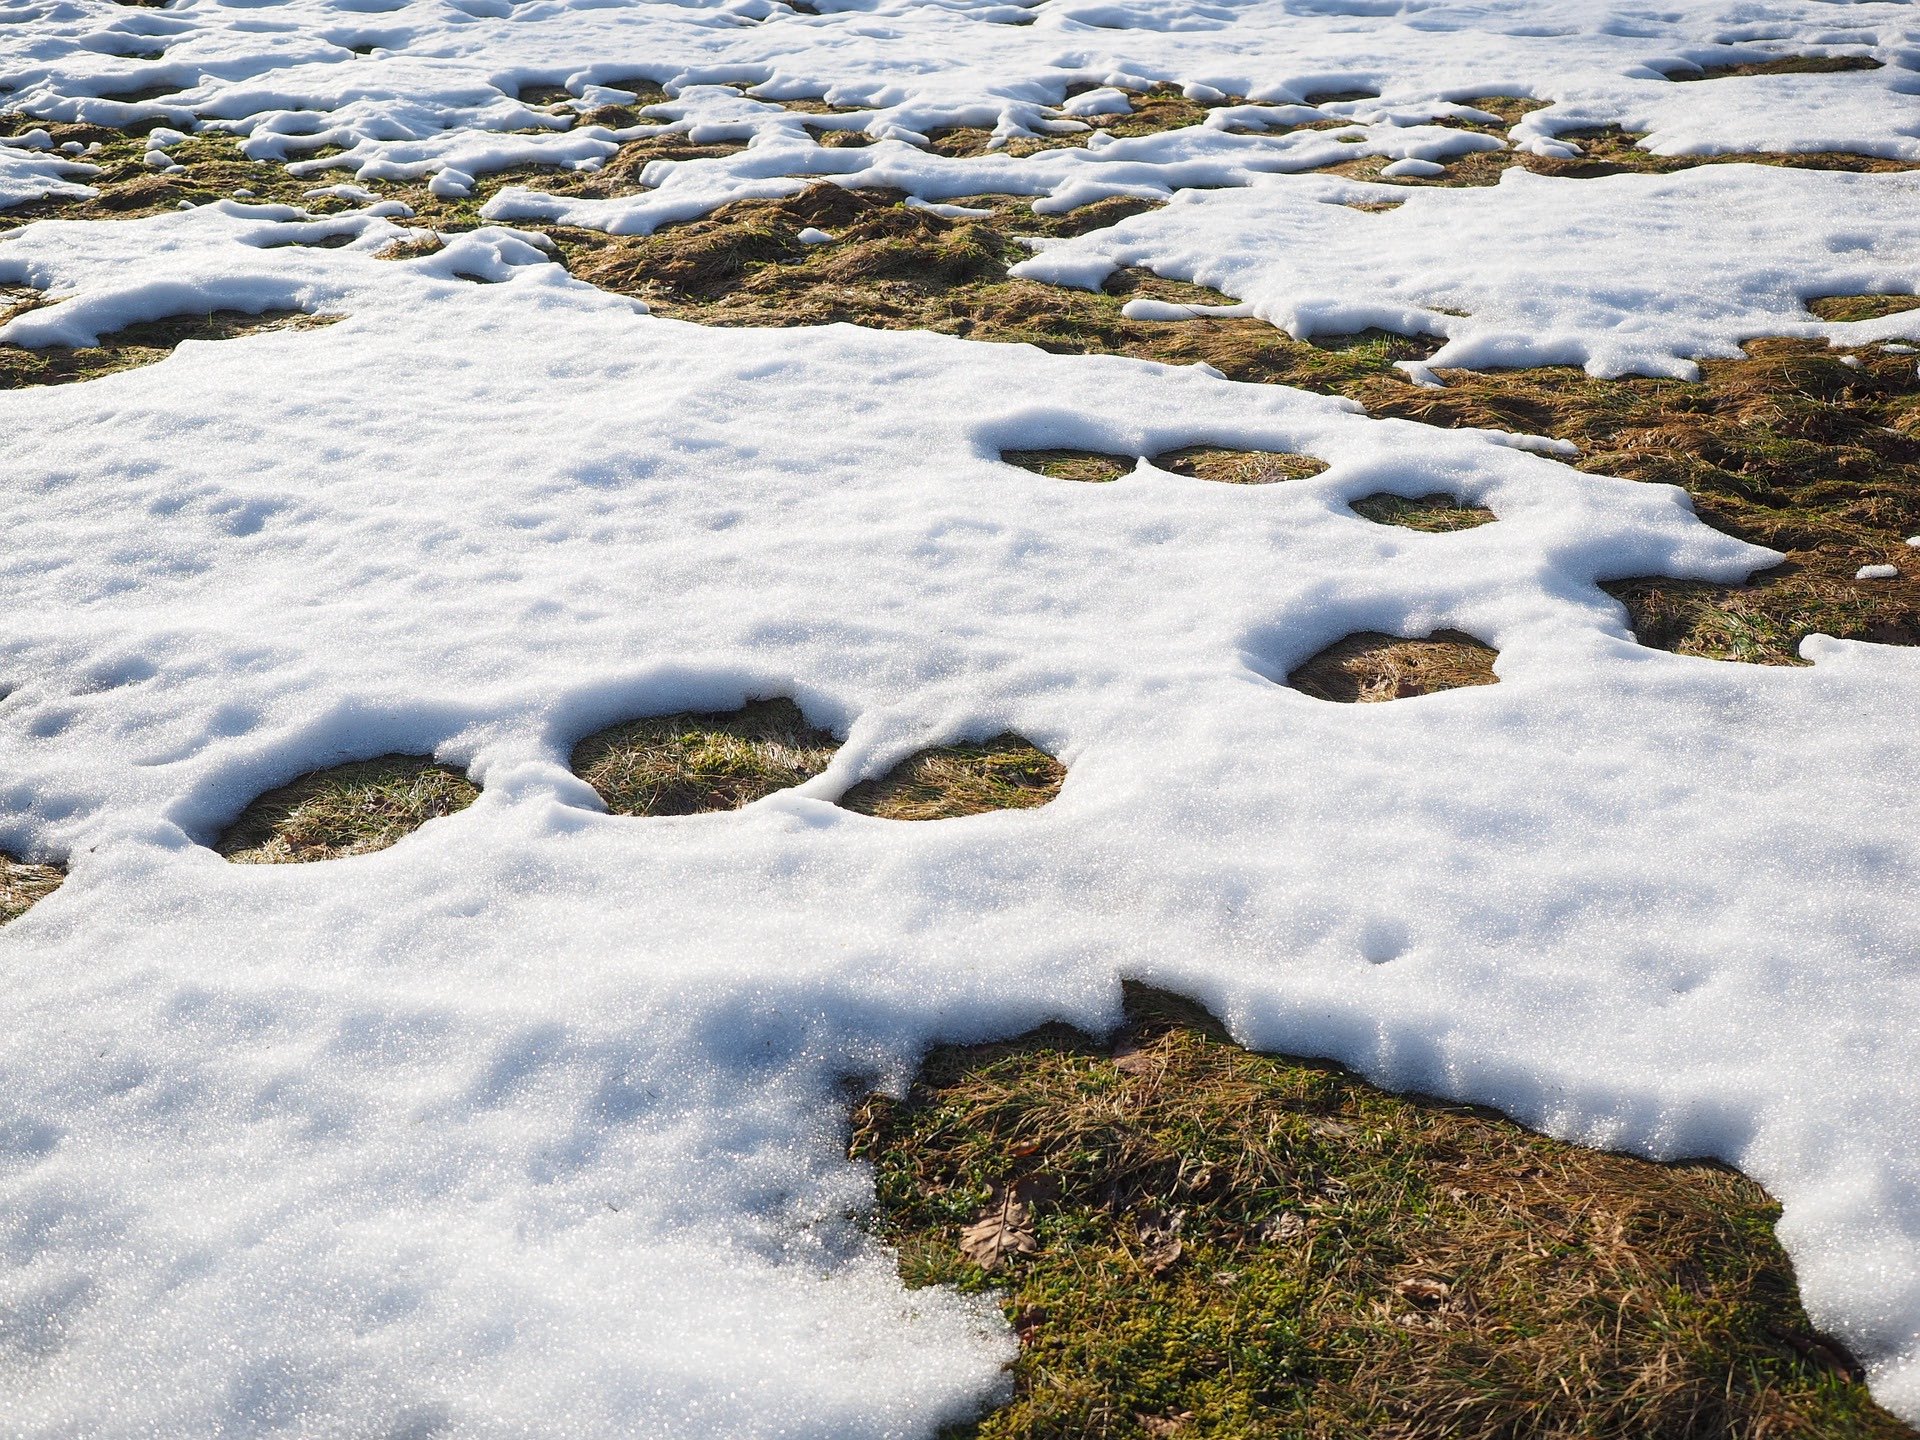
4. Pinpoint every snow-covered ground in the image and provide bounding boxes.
[1,1,1918,1435]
